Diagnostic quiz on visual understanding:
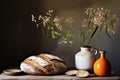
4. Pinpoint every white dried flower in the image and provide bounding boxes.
[54,16,62,23]
[47,10,53,16]
[92,16,105,26]
[42,16,50,26]
[31,14,36,22]
[38,15,42,20]
[65,17,74,24]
